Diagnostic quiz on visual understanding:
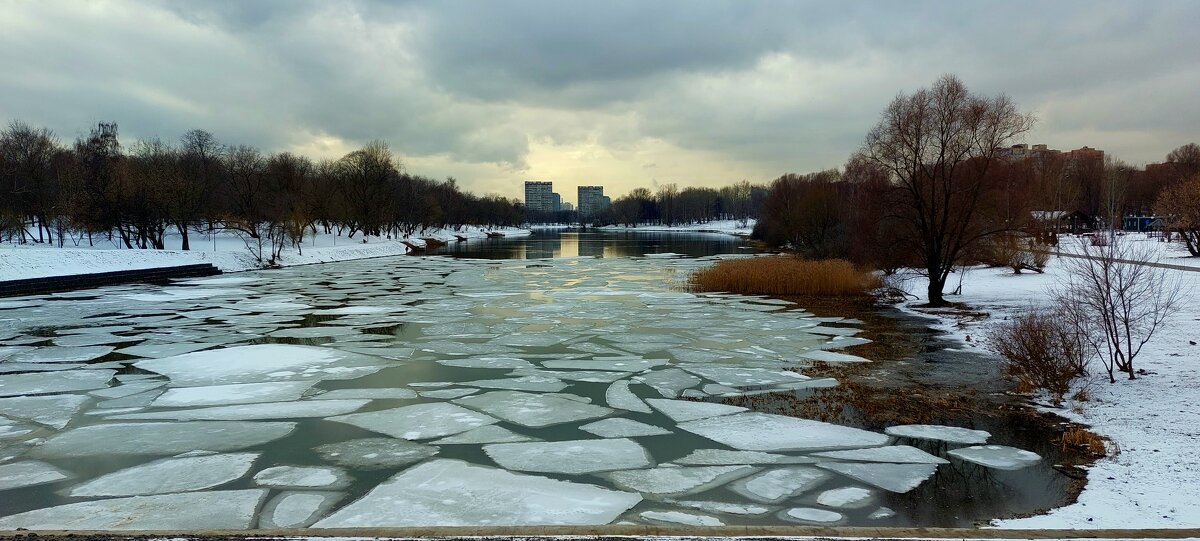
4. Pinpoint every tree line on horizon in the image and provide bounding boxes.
[0,122,524,263]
